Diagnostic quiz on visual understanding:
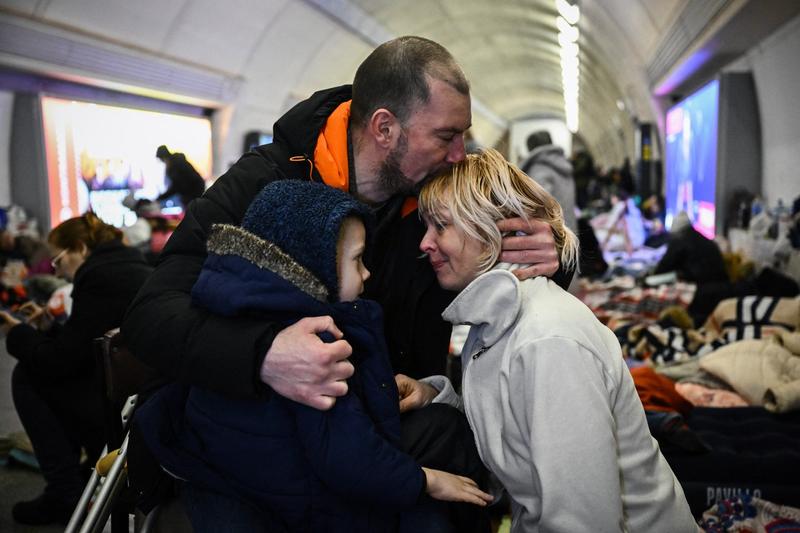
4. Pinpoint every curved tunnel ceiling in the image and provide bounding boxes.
[0,0,772,169]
